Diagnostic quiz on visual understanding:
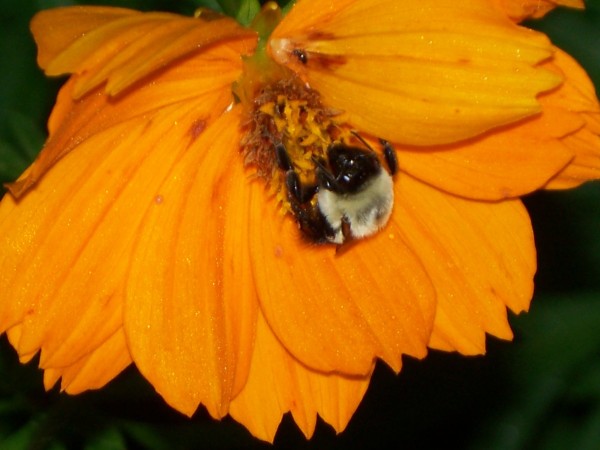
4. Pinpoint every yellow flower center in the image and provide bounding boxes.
[240,74,348,212]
